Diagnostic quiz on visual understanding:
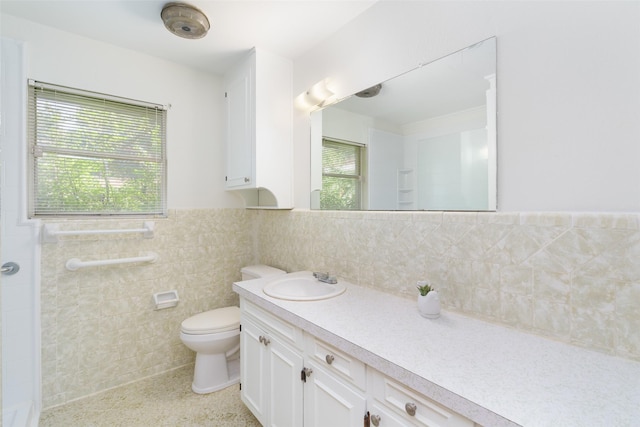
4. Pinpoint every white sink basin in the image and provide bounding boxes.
[263,272,346,301]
